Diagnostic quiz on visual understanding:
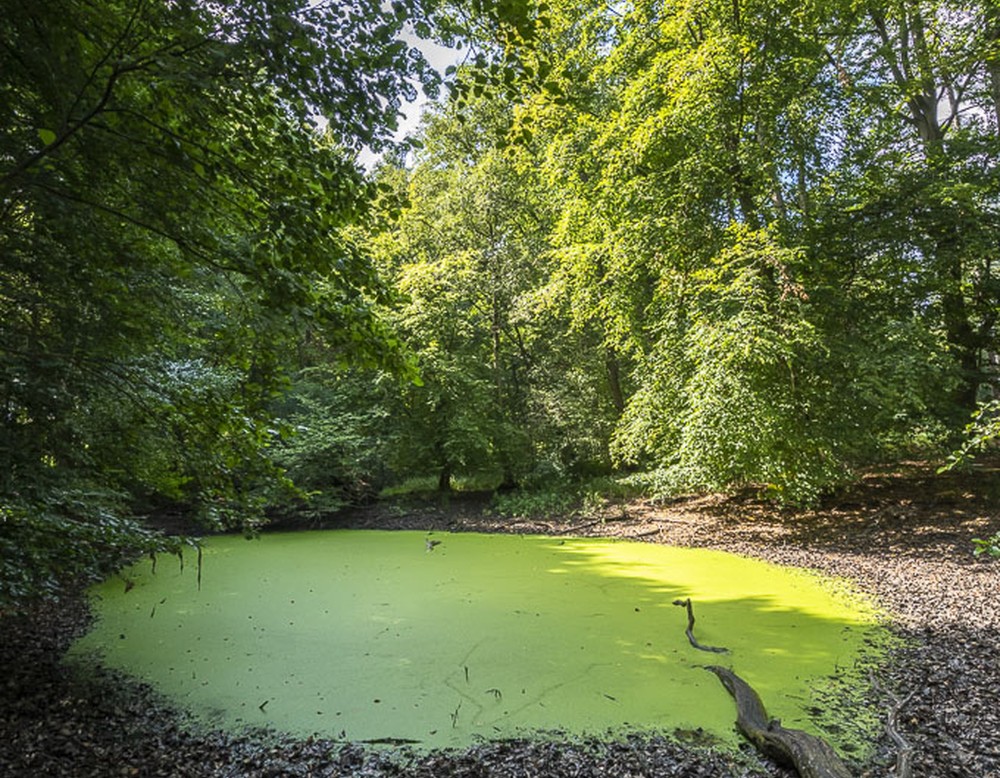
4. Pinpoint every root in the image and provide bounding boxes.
[870,673,913,778]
